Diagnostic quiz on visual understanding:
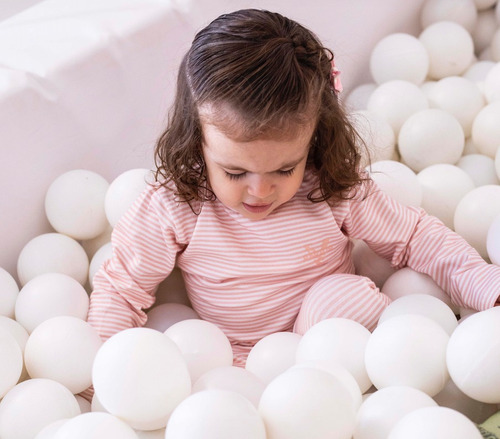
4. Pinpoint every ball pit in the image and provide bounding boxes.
[2,0,500,437]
